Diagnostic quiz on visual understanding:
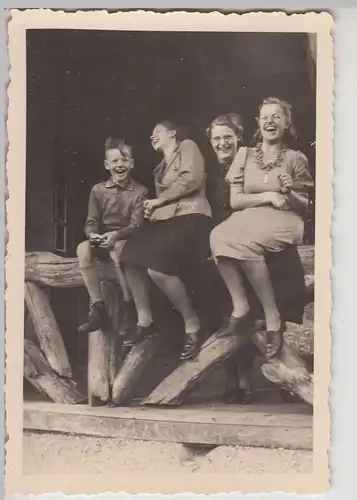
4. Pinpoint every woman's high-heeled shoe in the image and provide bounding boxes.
[266,321,286,360]
[180,330,202,361]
